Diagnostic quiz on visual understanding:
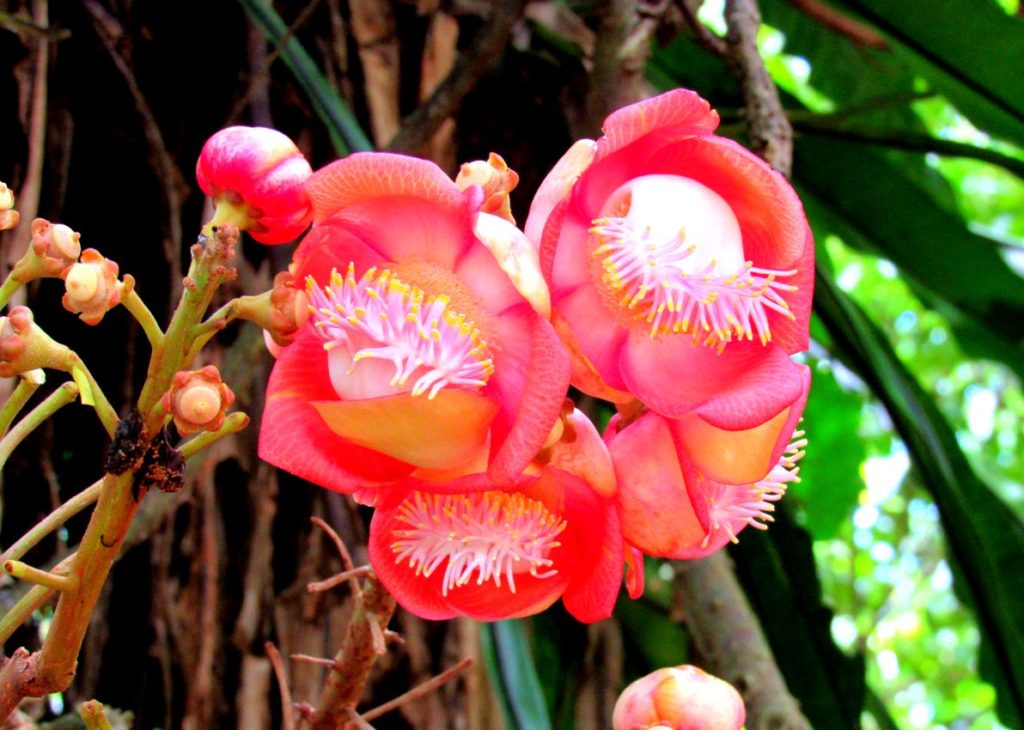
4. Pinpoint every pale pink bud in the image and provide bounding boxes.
[456,152,519,223]
[61,249,121,325]
[612,665,746,730]
[196,126,313,244]
[163,366,235,435]
[0,183,17,231]
[31,219,82,277]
